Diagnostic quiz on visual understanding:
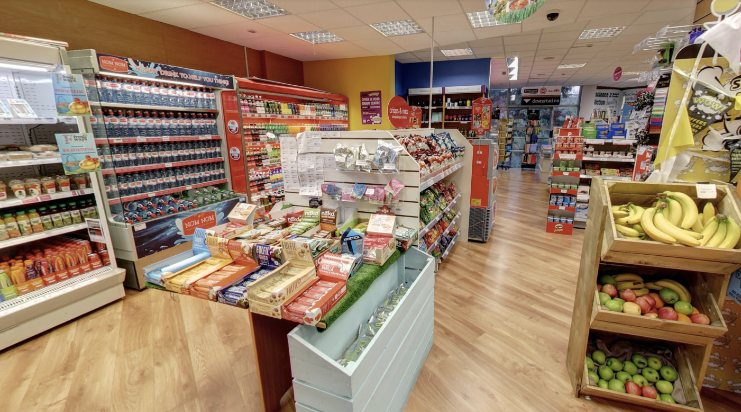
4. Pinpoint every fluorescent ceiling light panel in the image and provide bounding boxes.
[467,11,512,28]
[290,30,344,44]
[557,63,586,69]
[371,20,424,37]
[579,26,626,39]
[441,48,473,57]
[211,0,289,20]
